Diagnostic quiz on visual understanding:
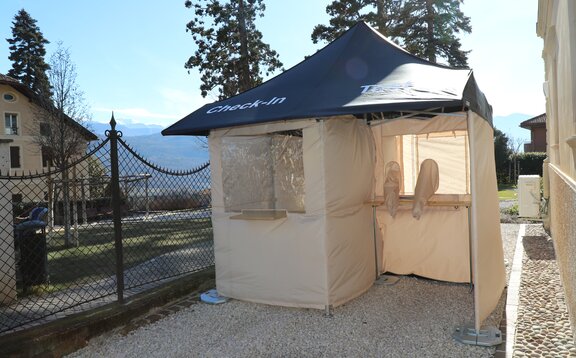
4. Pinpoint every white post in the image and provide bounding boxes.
[81,179,87,225]
[0,139,17,304]
[72,166,79,246]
